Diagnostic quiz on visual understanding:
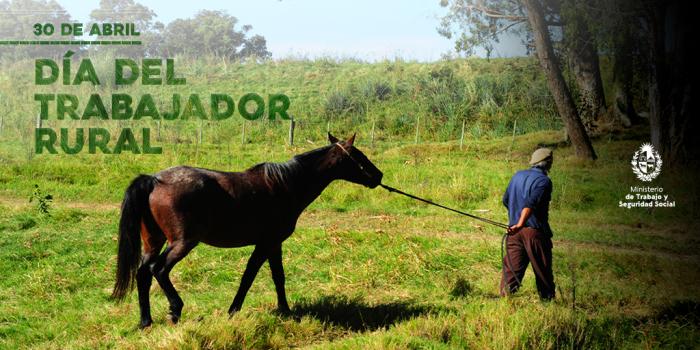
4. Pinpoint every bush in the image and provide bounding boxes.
[420,65,467,119]
[362,81,392,101]
[324,90,365,118]
[390,114,415,135]
[29,184,52,216]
